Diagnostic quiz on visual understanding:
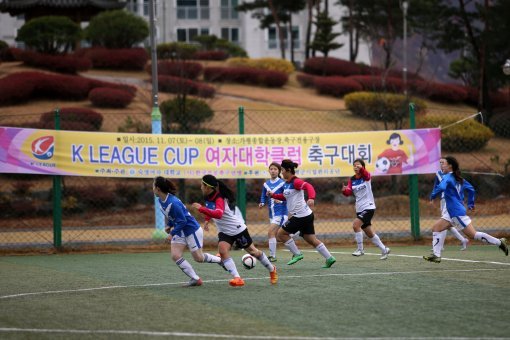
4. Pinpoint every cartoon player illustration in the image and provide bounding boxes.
[376,132,414,174]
